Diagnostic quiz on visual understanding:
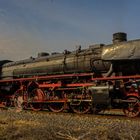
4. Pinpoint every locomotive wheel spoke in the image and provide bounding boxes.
[29,88,44,111]
[123,97,140,117]
[70,102,91,114]
[48,102,64,113]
